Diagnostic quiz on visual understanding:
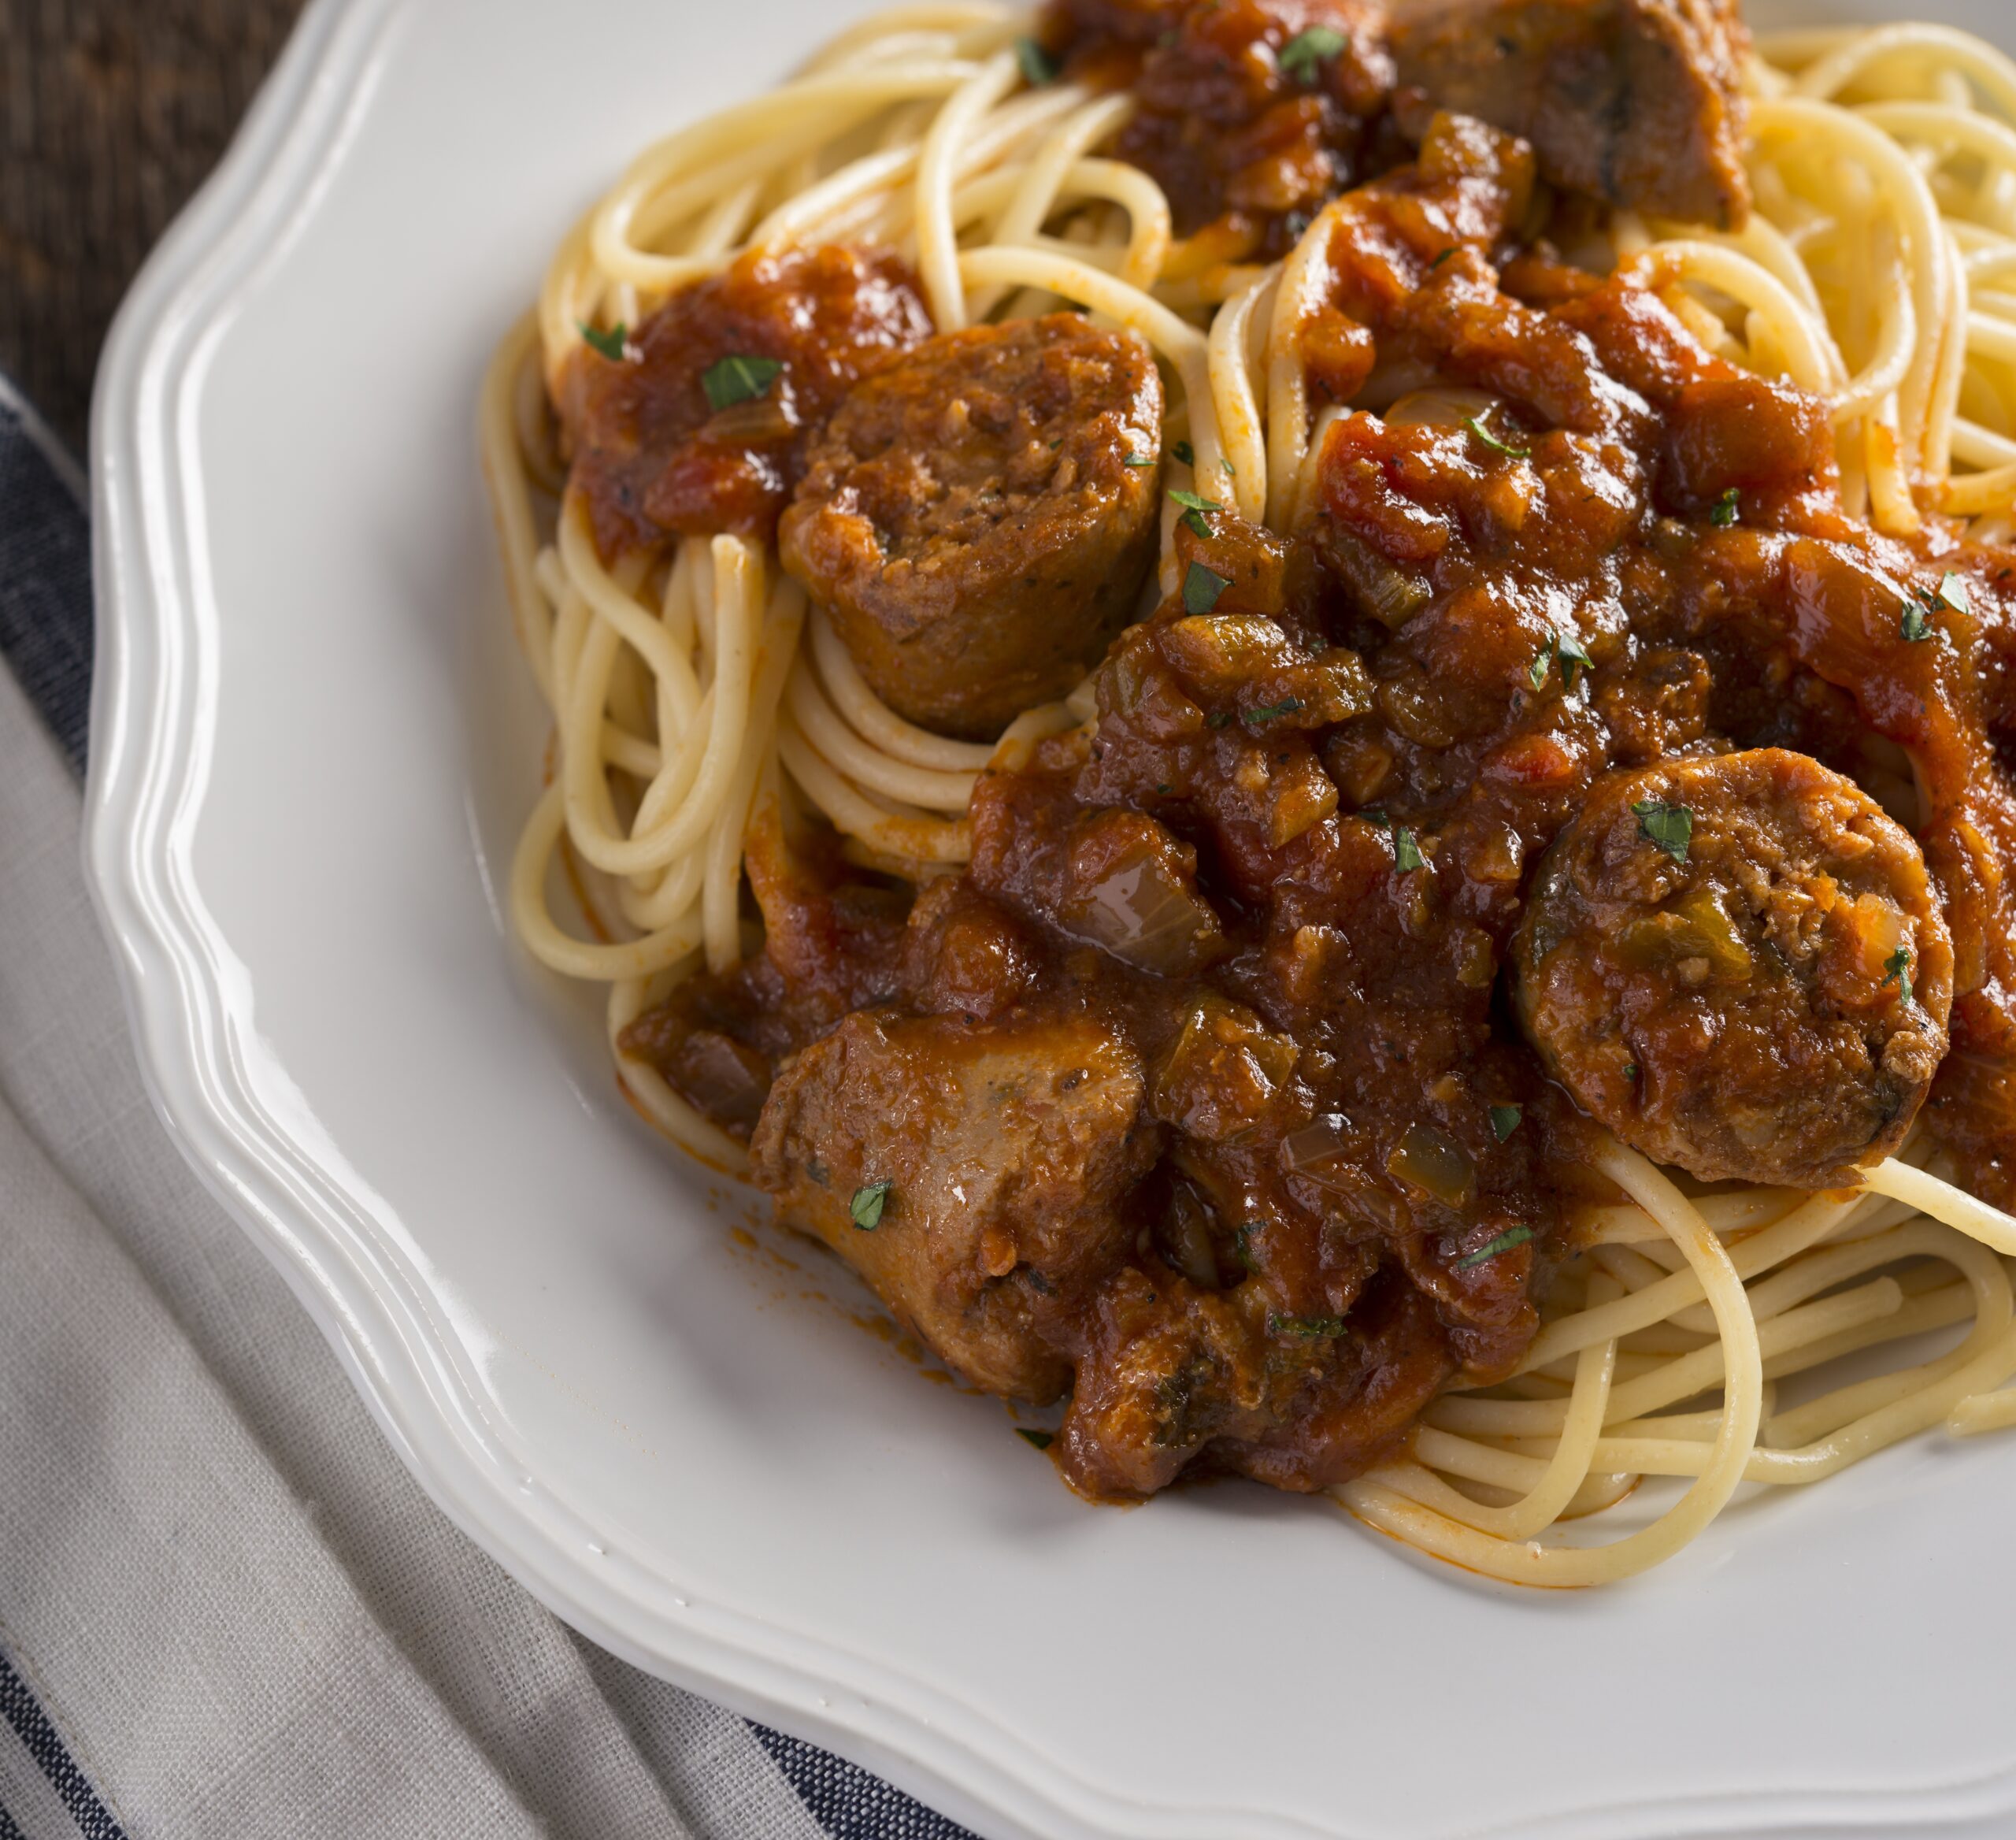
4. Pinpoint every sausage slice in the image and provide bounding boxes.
[1389,0,1751,228]
[779,313,1164,738]
[1513,749,1952,1188]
